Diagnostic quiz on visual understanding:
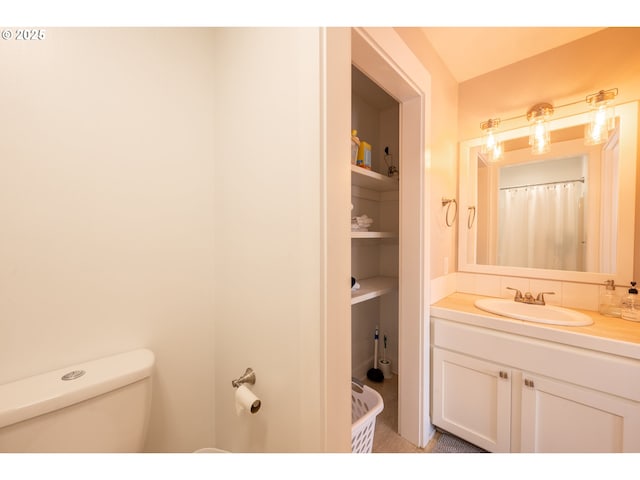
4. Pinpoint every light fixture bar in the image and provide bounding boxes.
[479,87,618,155]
